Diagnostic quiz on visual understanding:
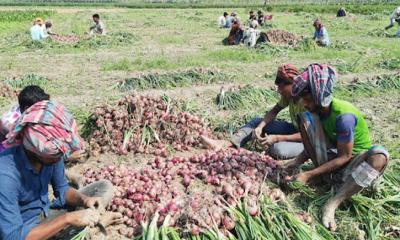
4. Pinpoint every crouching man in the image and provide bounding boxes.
[287,64,389,231]
[0,101,121,240]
